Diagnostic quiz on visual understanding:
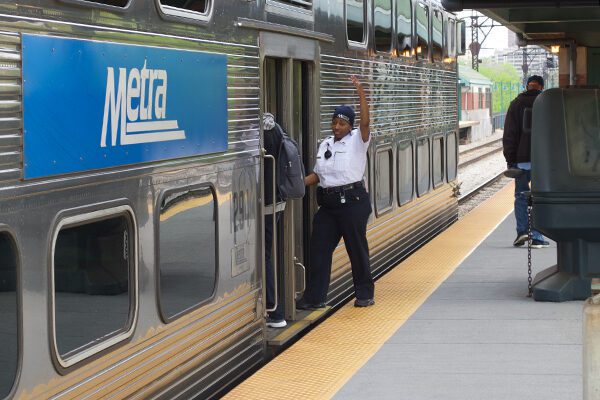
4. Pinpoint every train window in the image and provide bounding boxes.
[447,18,457,58]
[447,132,457,182]
[416,137,430,196]
[158,0,211,20]
[66,0,129,6]
[0,232,18,398]
[53,208,135,366]
[398,140,414,205]
[273,0,313,10]
[374,0,393,53]
[397,0,412,56]
[160,0,207,12]
[415,2,429,60]
[375,148,393,215]
[432,10,444,62]
[158,186,217,321]
[432,135,444,187]
[347,0,366,44]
